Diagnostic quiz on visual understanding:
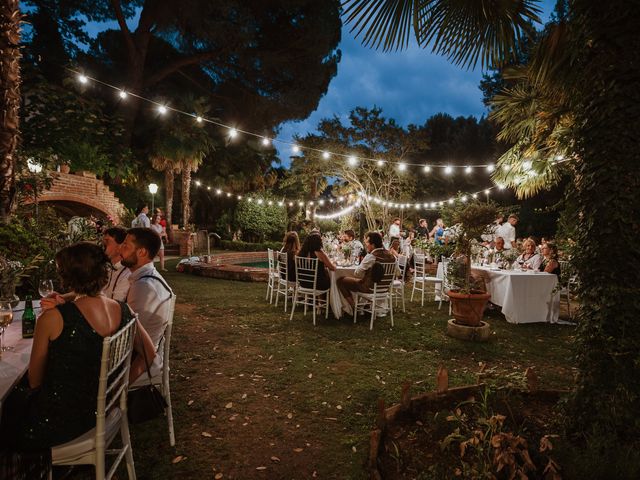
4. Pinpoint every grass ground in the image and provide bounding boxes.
[126,258,576,479]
